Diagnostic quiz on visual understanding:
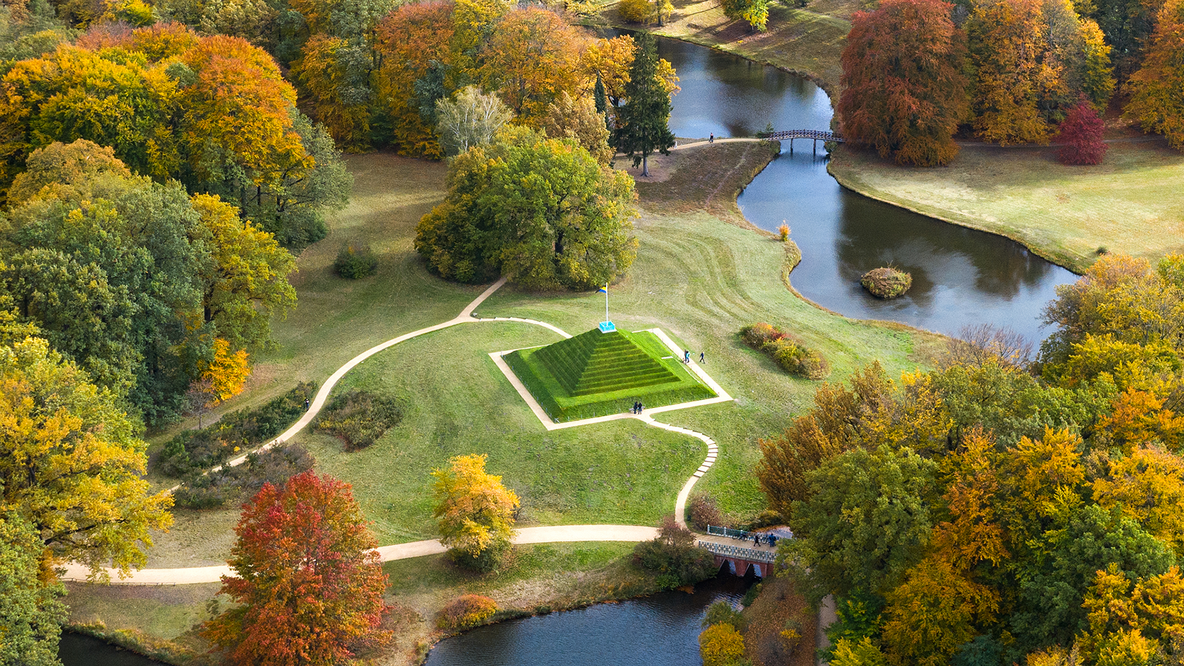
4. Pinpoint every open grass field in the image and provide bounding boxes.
[506,328,716,421]
[830,141,1184,273]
